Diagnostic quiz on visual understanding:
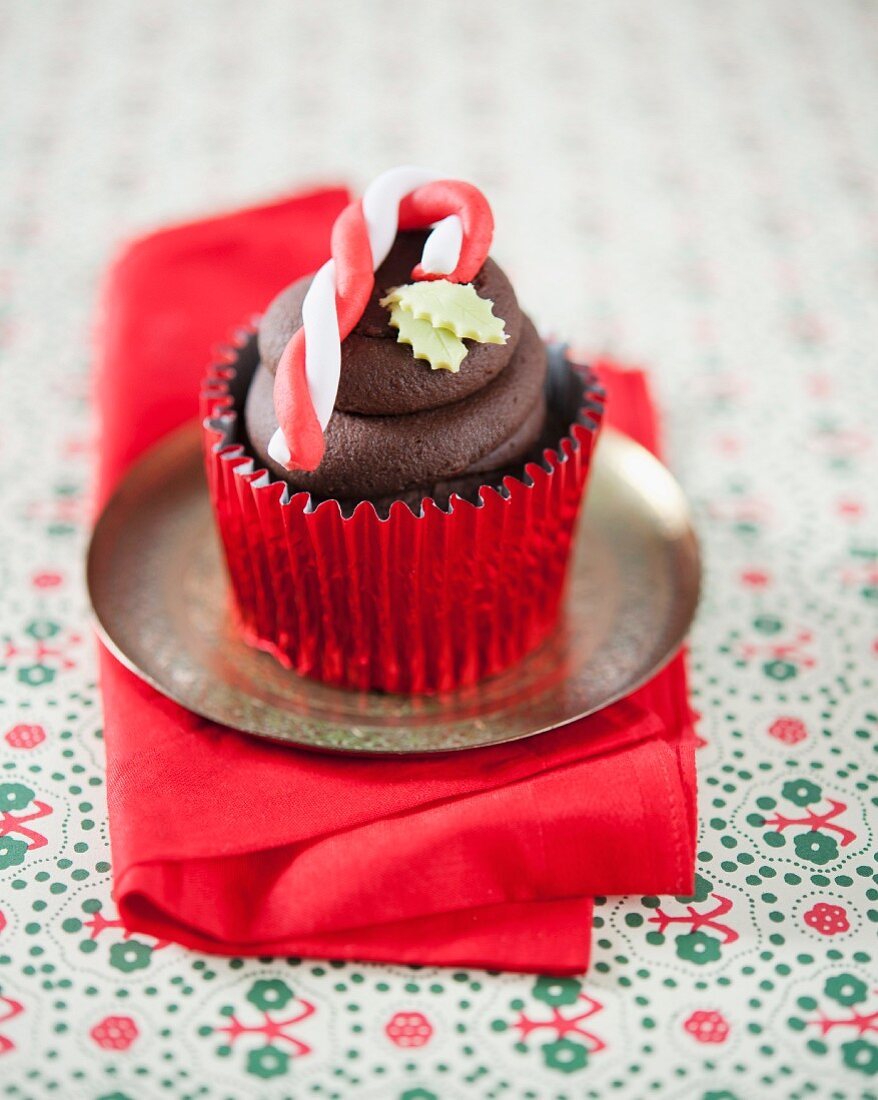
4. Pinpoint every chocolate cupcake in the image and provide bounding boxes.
[244,232,549,514]
[202,168,605,694]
